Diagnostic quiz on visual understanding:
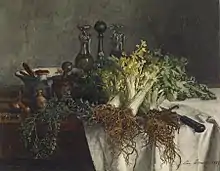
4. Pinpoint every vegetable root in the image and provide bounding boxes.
[92,105,181,167]
[92,104,142,164]
[142,107,181,166]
